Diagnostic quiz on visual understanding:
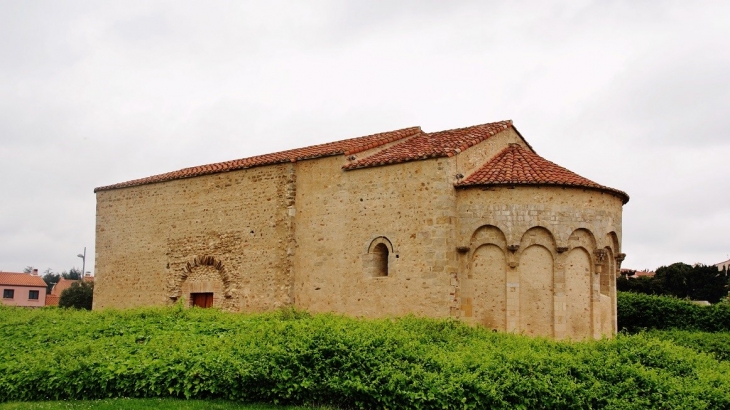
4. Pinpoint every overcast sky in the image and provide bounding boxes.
[1,0,728,275]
